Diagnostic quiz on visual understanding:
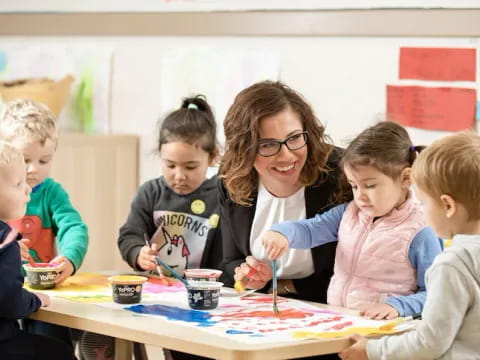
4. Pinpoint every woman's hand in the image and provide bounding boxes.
[234,256,273,290]
[262,231,289,260]
[50,256,75,285]
[136,243,159,271]
[359,303,399,320]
